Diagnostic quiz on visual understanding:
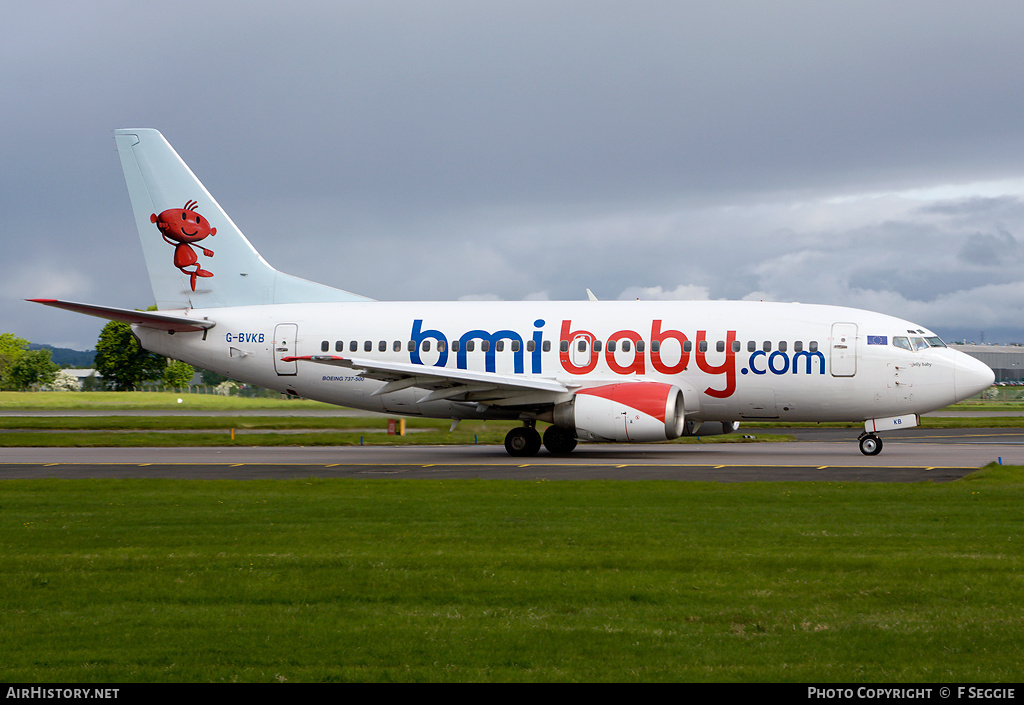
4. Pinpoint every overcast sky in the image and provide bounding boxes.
[5,1,1024,350]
